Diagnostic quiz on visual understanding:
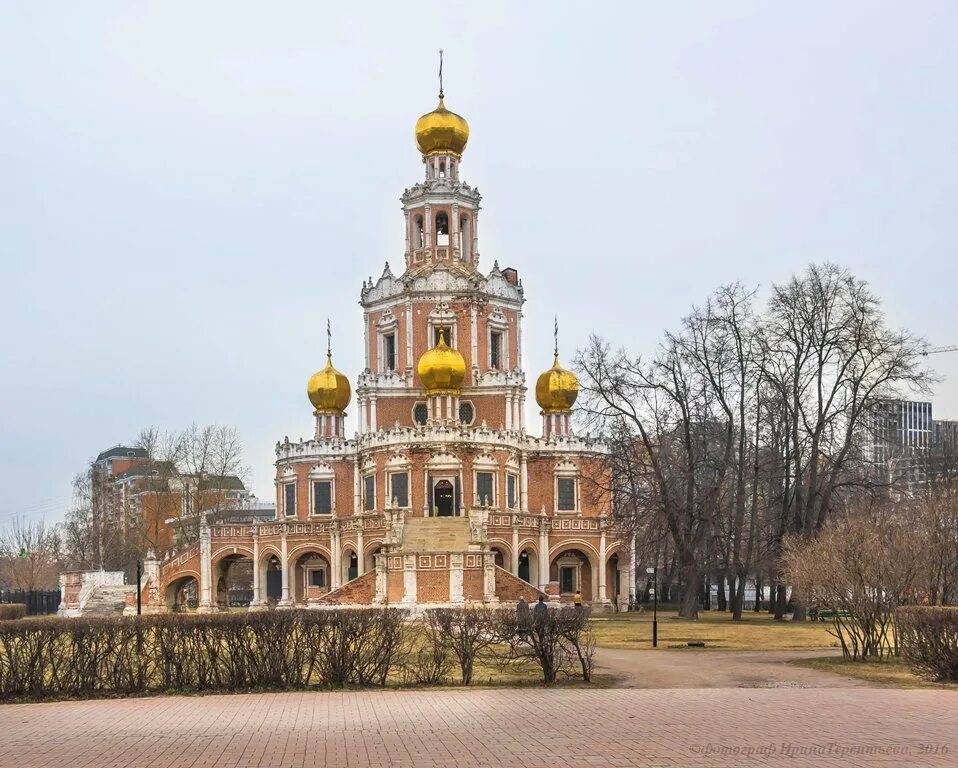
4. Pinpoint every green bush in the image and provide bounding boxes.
[896,606,958,682]
[0,605,27,621]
